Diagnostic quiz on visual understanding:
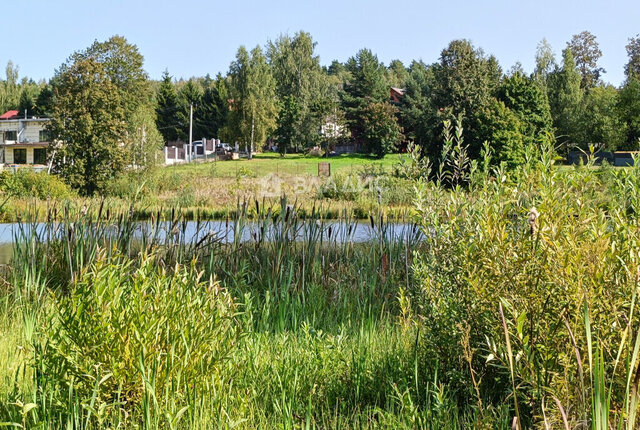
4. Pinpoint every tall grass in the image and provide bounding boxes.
[1,198,449,428]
